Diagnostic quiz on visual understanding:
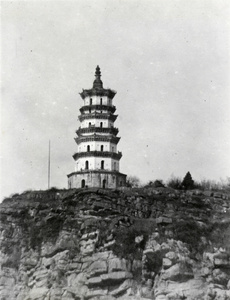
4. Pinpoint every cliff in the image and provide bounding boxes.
[0,187,230,300]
